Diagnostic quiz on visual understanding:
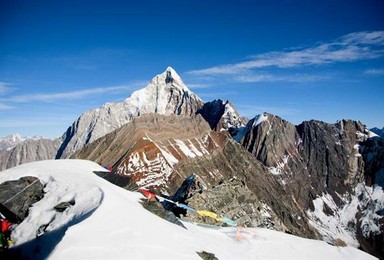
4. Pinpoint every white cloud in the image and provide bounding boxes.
[338,31,384,46]
[6,85,133,103]
[235,73,328,83]
[365,68,384,75]
[188,31,384,76]
[0,82,12,94]
[185,83,213,89]
[0,103,14,111]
